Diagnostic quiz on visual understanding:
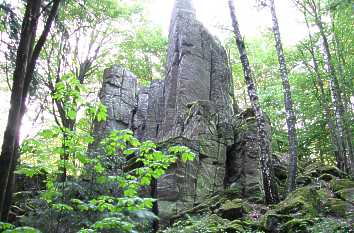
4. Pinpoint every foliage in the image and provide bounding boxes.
[307,217,350,233]
[14,69,195,232]
[17,126,194,232]
[0,0,353,232]
[225,0,353,163]
[116,25,168,85]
